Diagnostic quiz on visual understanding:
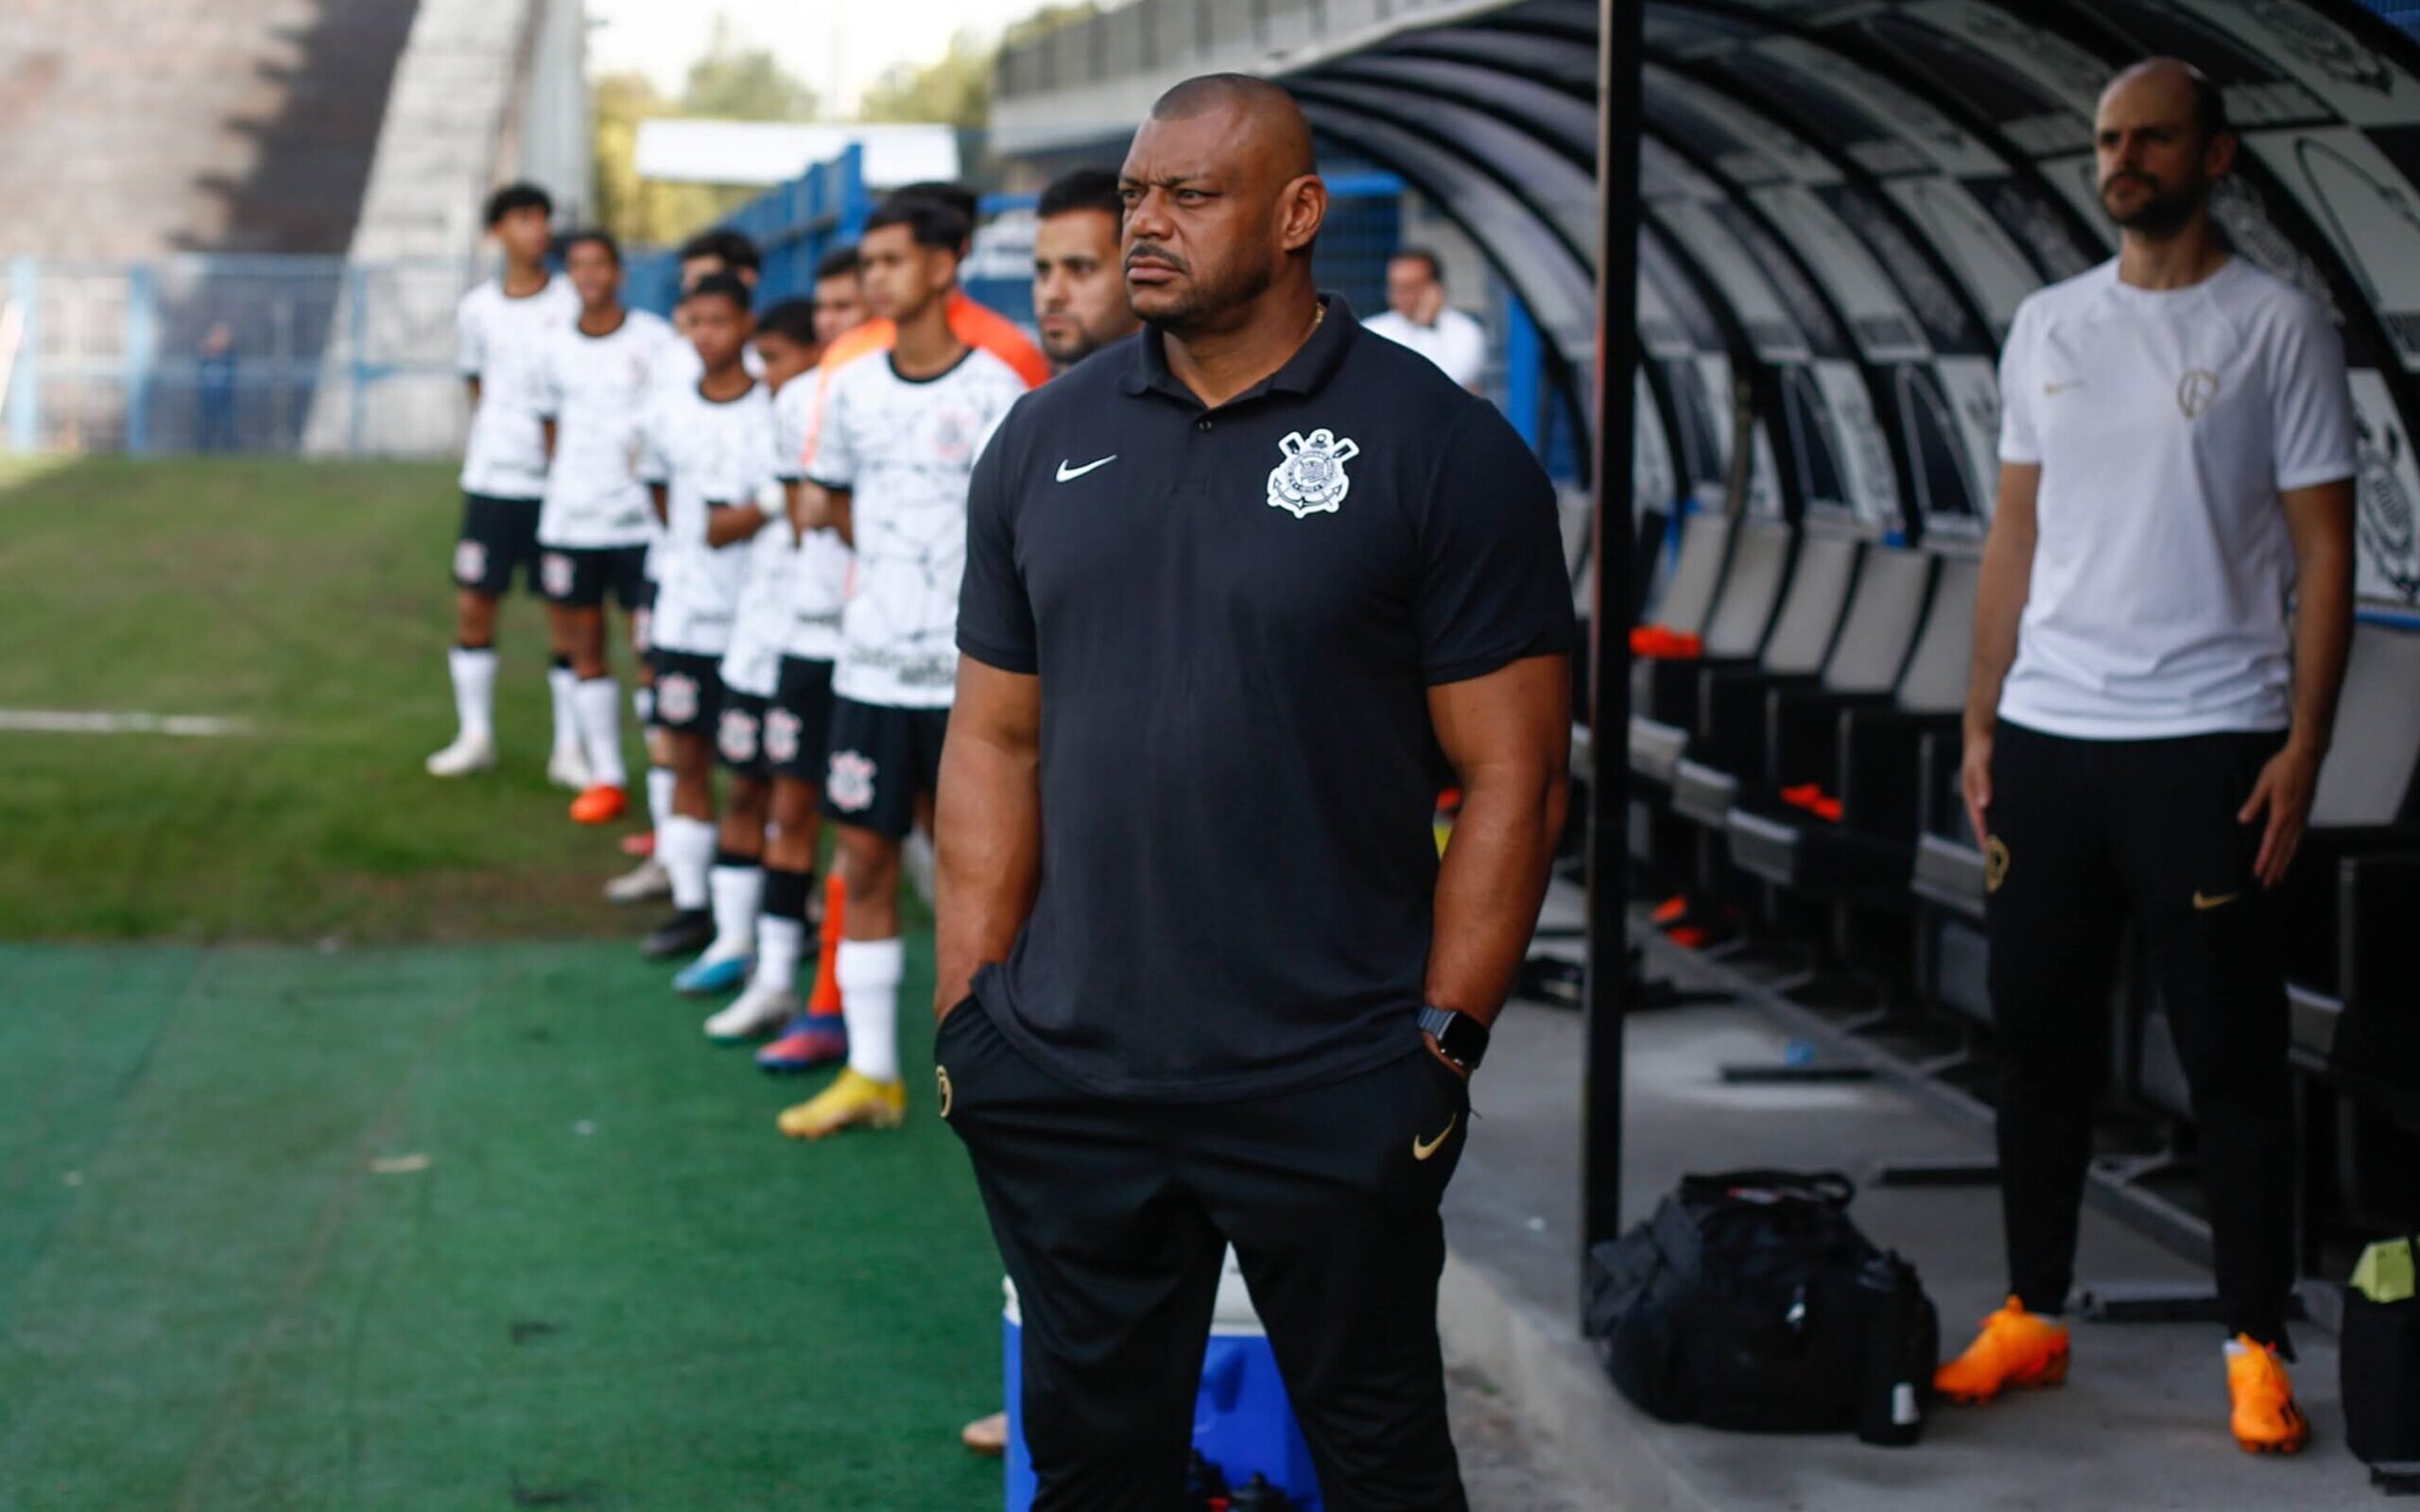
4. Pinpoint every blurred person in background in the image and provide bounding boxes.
[1361,246,1485,393]
[714,257,877,1061]
[427,182,579,781]
[773,195,1033,1143]
[195,321,238,452]
[1031,167,1139,372]
[631,274,779,964]
[533,231,678,831]
[1940,58,2355,1456]
[610,228,772,904]
[811,242,867,346]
